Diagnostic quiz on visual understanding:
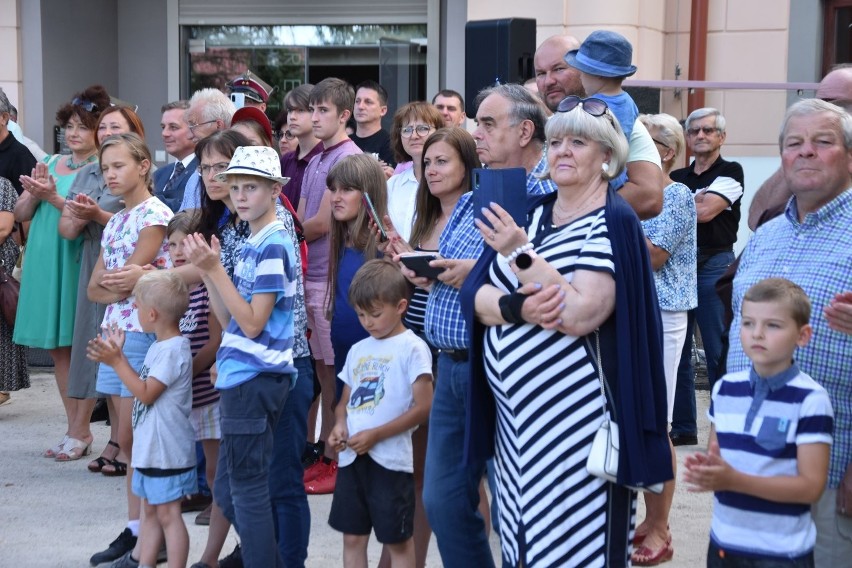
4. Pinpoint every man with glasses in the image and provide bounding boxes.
[154,100,197,212]
[669,107,744,447]
[179,89,236,211]
[472,83,556,196]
